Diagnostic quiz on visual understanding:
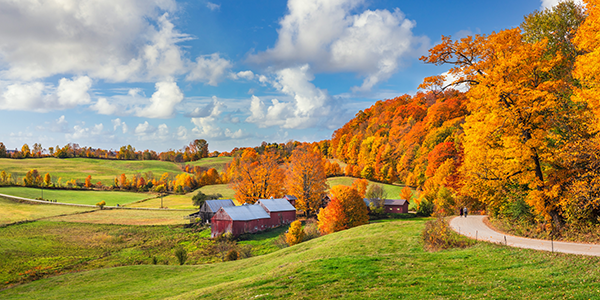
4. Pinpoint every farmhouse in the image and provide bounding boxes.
[364,198,410,214]
[256,198,296,227]
[197,199,235,223]
[211,204,270,237]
